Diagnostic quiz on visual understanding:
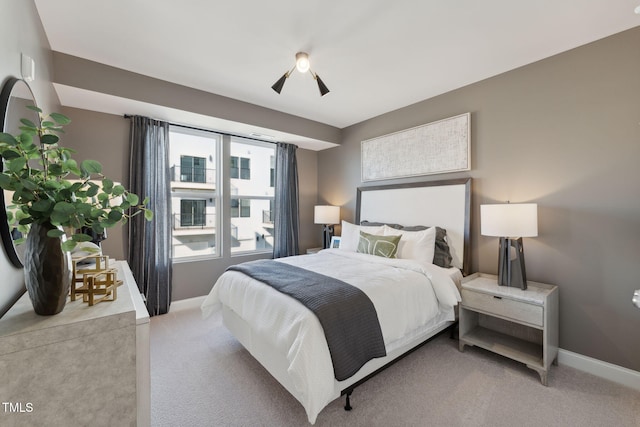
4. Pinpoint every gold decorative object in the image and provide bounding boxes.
[70,255,123,306]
